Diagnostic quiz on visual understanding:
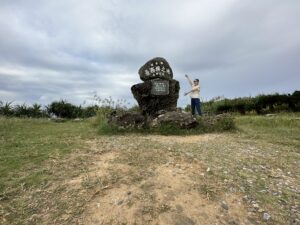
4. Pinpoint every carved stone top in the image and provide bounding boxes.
[138,57,173,81]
